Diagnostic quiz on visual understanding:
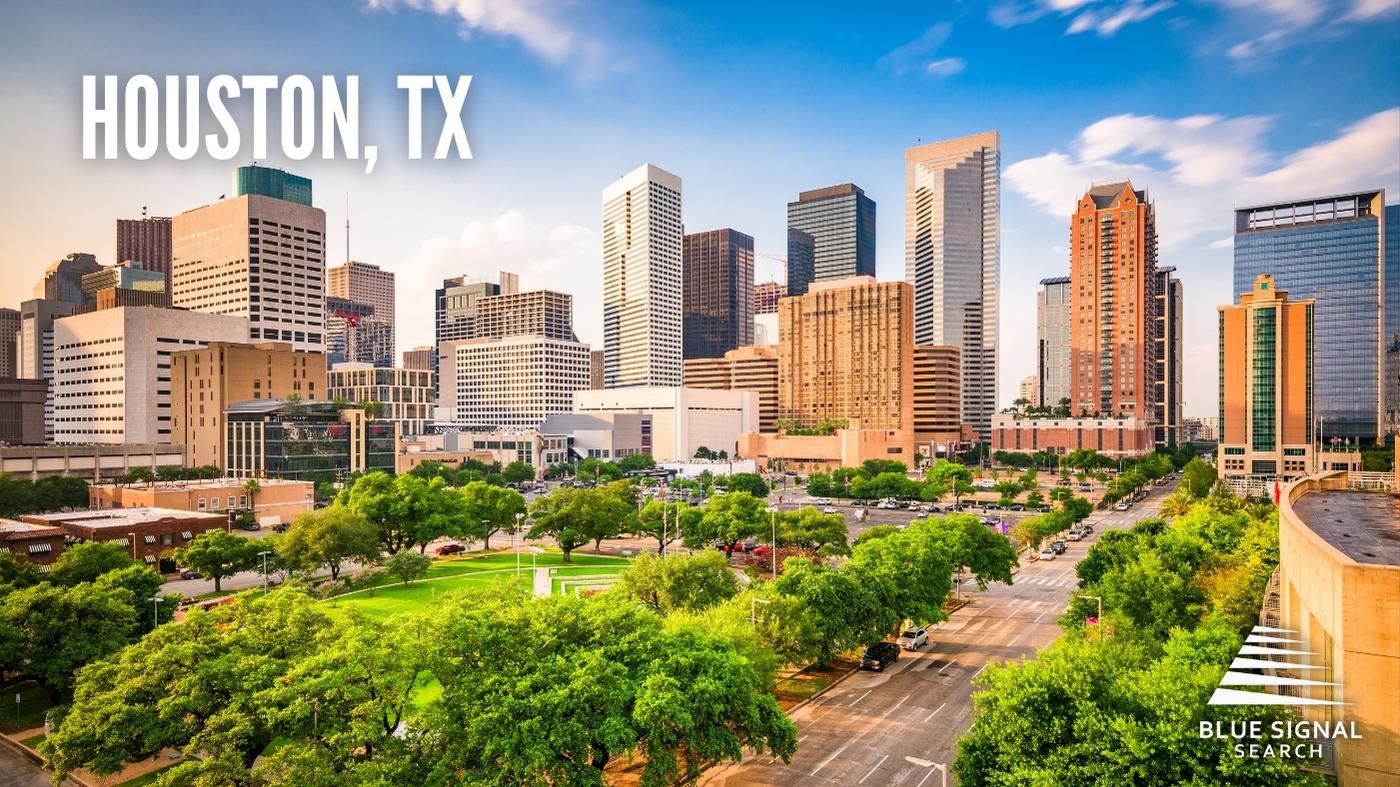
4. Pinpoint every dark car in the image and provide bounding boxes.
[861,641,900,671]
[435,543,466,556]
[1051,540,1068,555]
[179,569,202,580]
